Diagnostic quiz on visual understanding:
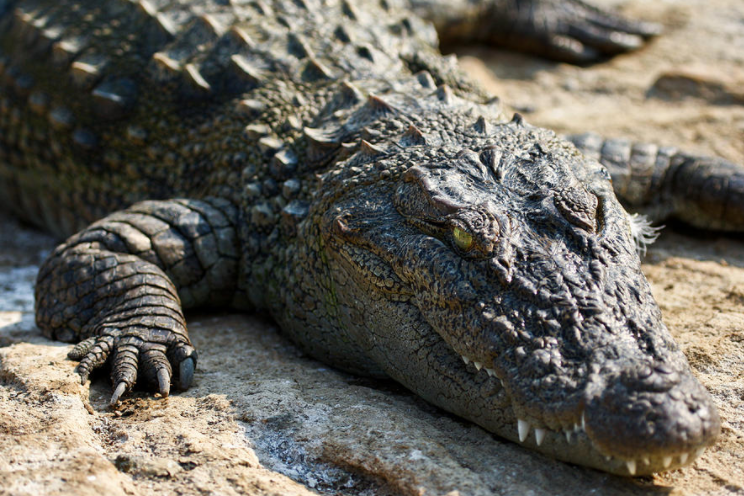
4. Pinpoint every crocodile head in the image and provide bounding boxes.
[316,116,719,476]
